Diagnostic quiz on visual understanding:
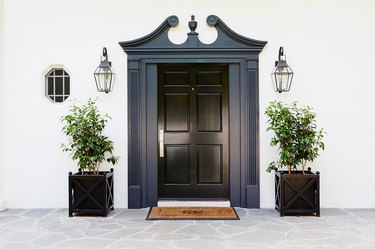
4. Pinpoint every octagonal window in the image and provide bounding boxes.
[45,68,70,103]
